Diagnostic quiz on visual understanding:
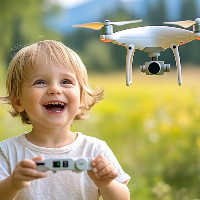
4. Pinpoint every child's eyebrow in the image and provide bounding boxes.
[28,72,77,81]
[61,73,77,81]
